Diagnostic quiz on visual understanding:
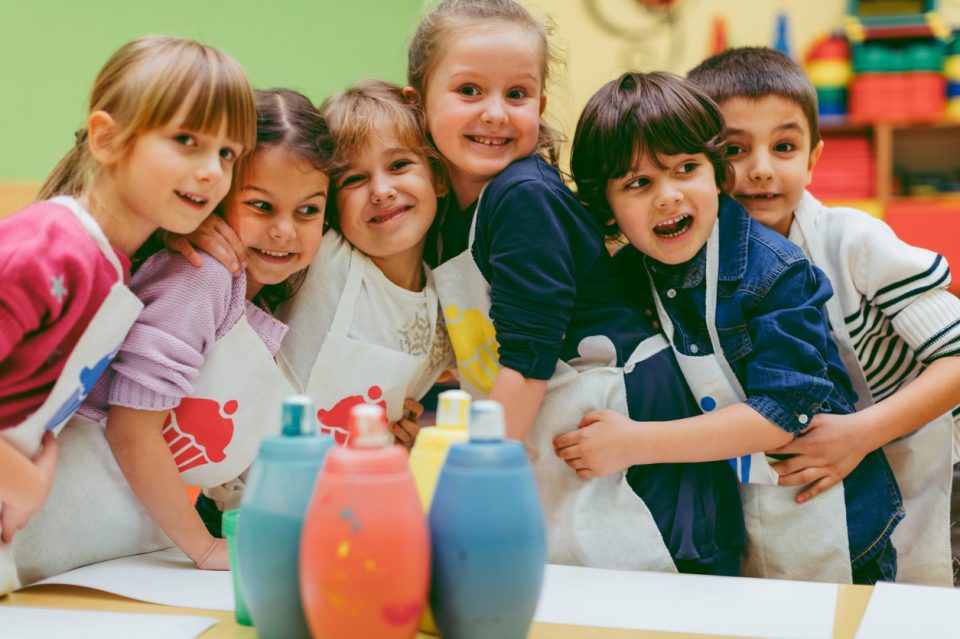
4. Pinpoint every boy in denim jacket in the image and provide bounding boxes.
[689,47,960,586]
[554,71,902,584]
